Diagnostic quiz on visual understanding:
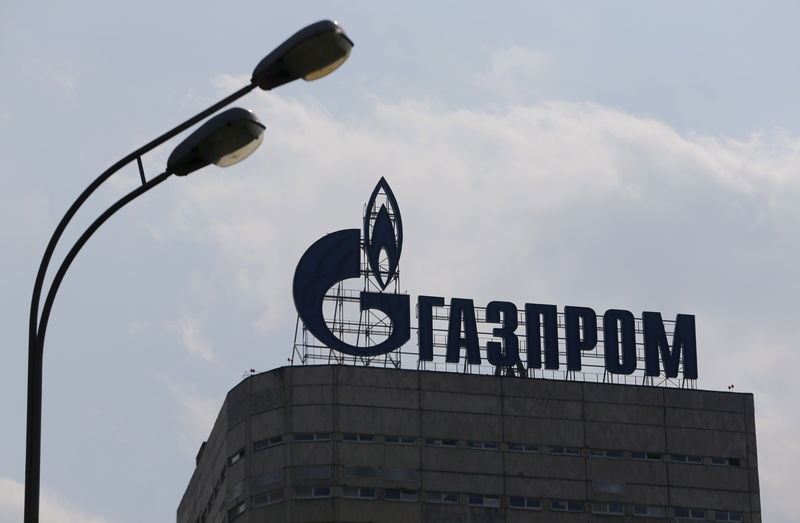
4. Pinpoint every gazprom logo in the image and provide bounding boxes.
[292,178,698,381]
[292,178,410,357]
